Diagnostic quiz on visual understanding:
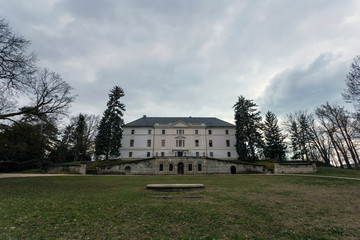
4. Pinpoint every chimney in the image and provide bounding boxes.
[143,115,147,118]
